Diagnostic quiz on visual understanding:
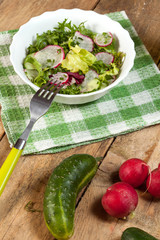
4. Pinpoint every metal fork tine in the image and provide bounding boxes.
[41,82,62,99]
[45,81,61,92]
[36,80,56,96]
[0,76,64,196]
[48,84,63,101]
